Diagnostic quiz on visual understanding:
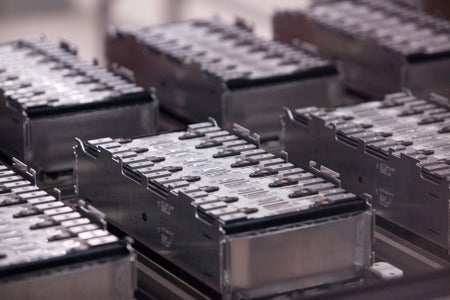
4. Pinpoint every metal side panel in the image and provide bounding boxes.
[0,96,26,161]
[224,75,343,139]
[223,211,372,299]
[406,57,450,98]
[133,221,450,300]
[0,254,136,300]
[282,108,450,252]
[29,101,157,174]
[342,60,403,99]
